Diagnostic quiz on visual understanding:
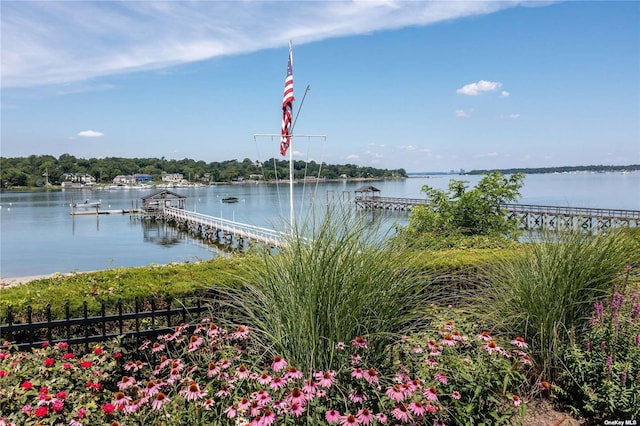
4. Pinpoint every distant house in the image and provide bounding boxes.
[113,175,136,184]
[134,174,153,182]
[162,173,184,183]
